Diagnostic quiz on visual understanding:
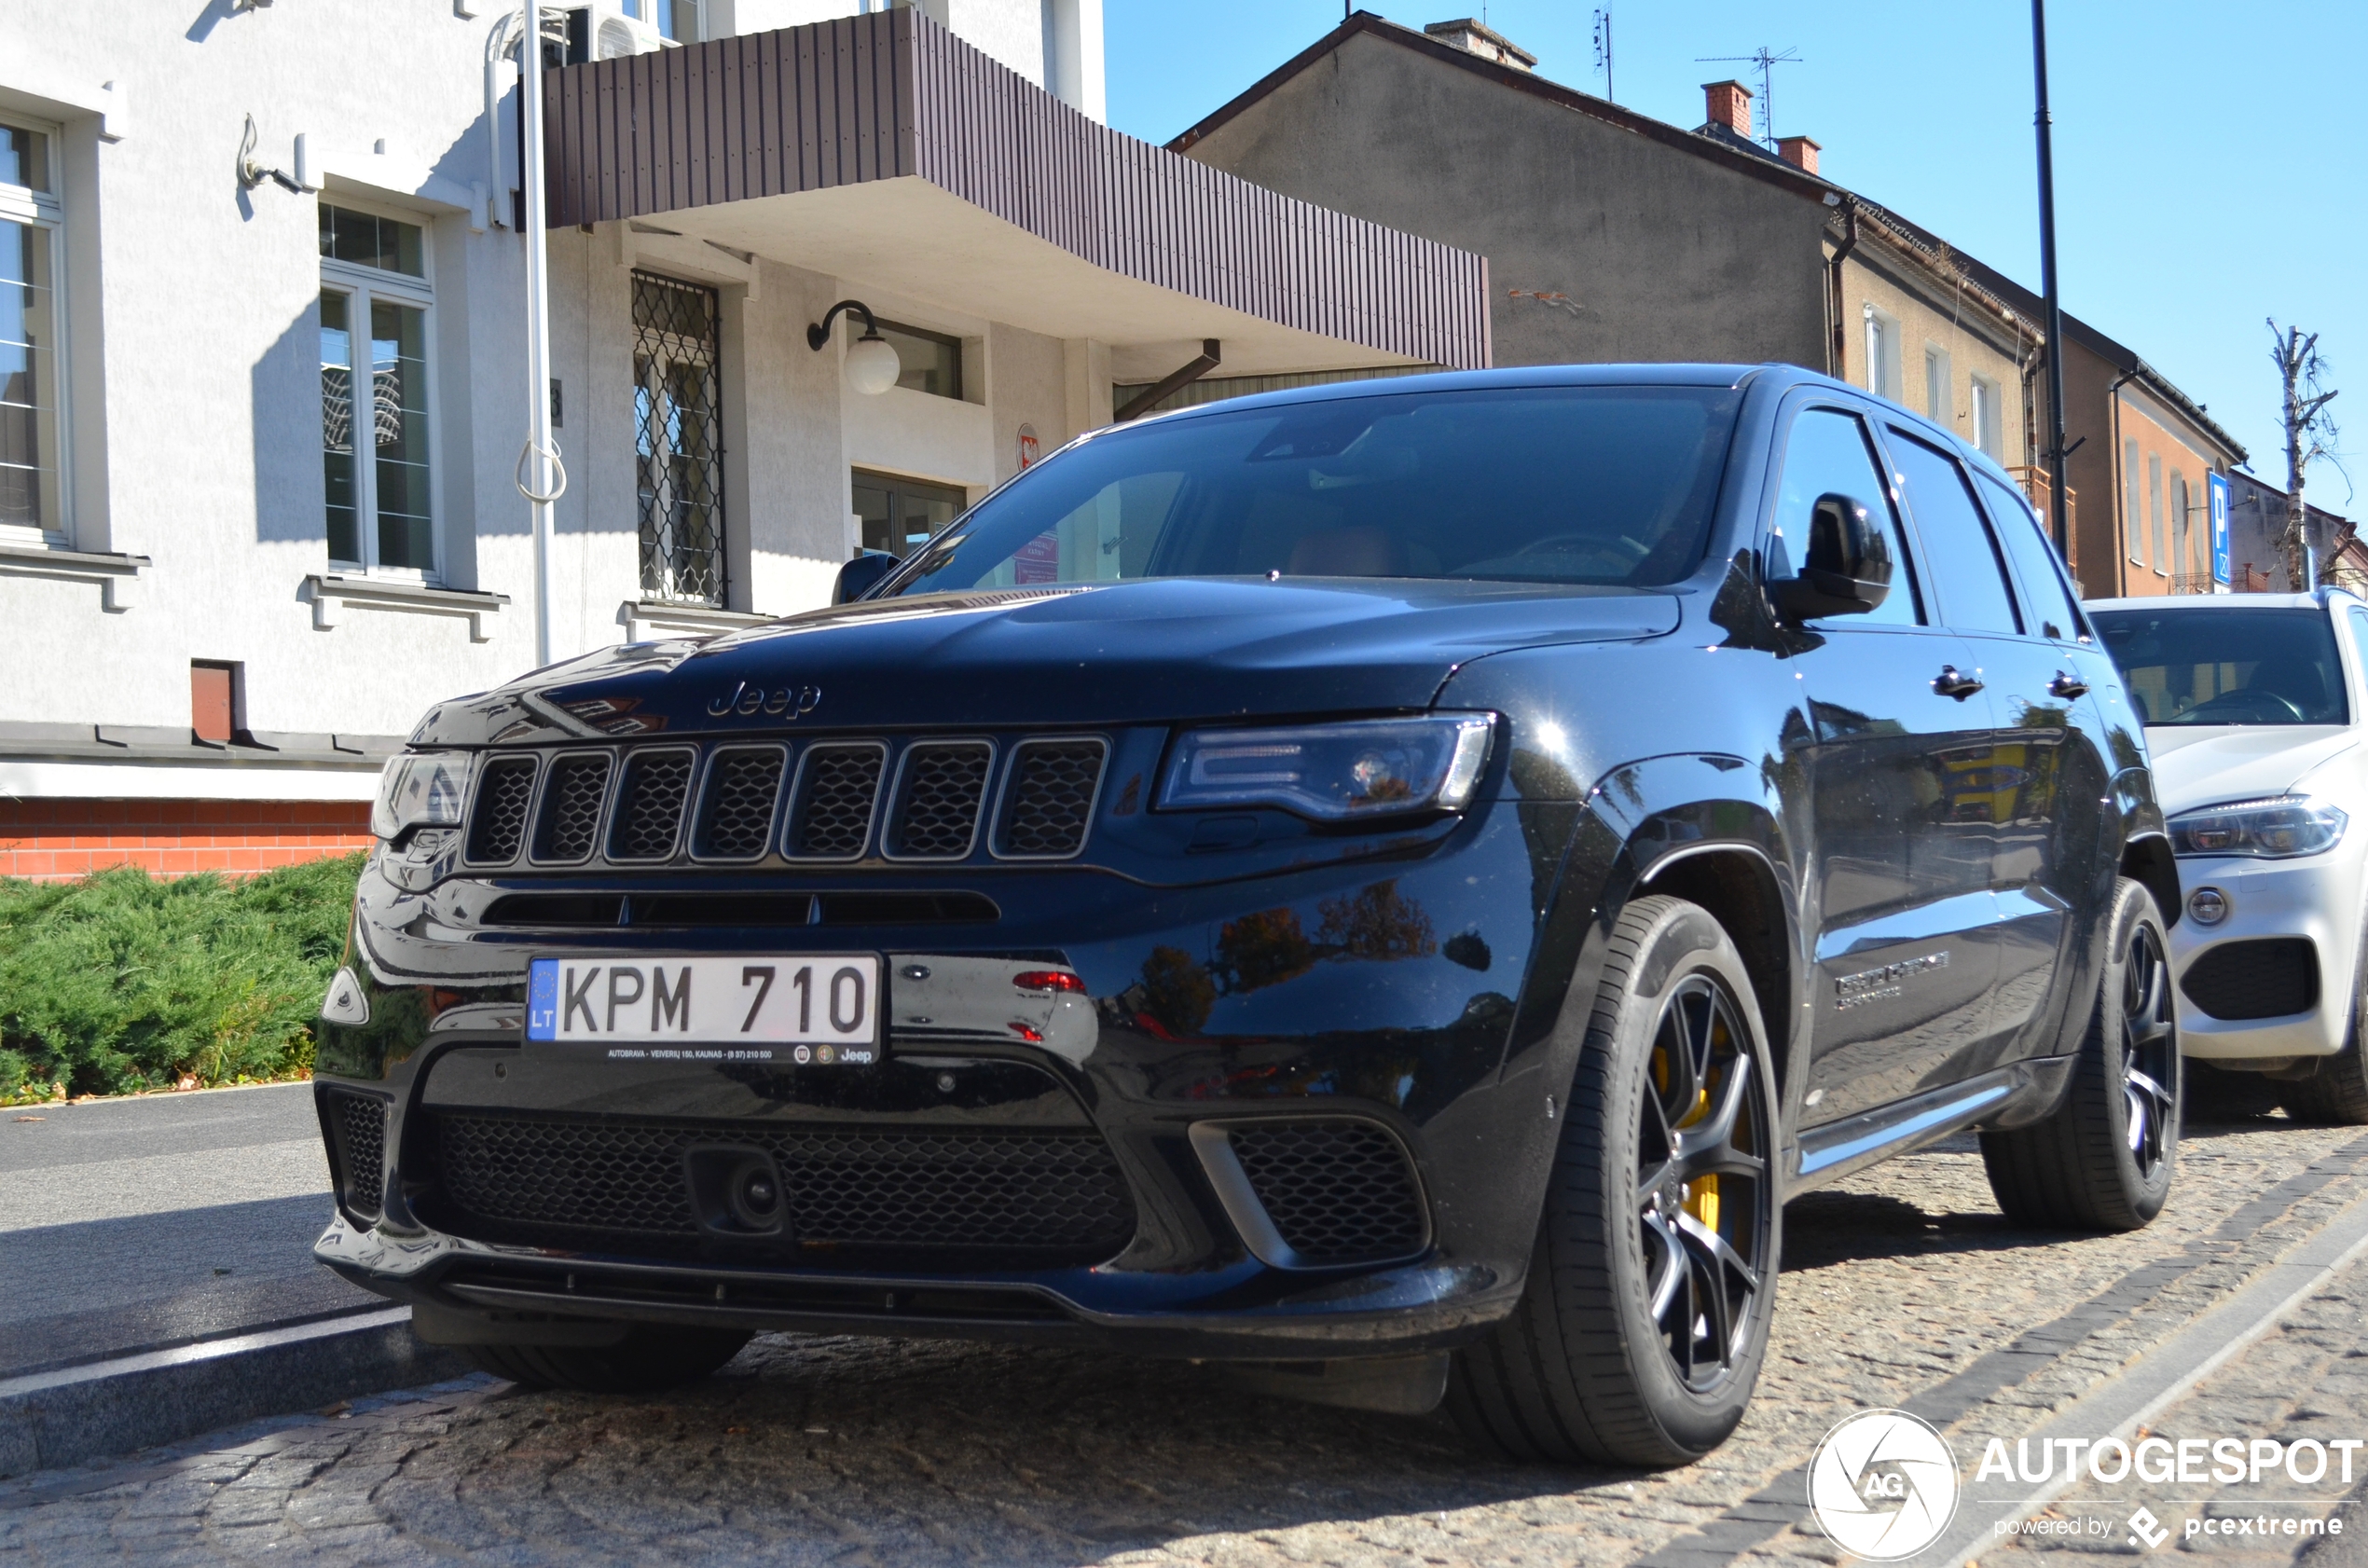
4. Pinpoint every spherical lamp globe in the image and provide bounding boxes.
[846,333,901,395]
